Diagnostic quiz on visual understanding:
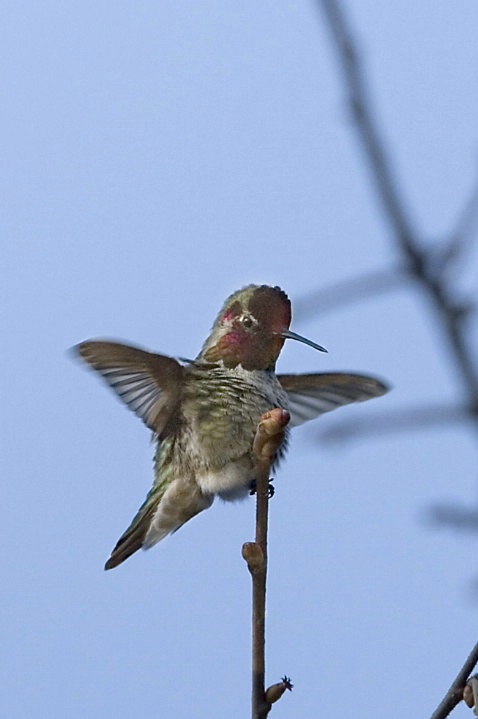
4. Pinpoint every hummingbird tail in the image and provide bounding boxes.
[104,477,214,570]
[142,479,214,550]
[104,502,157,570]
[104,481,165,570]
